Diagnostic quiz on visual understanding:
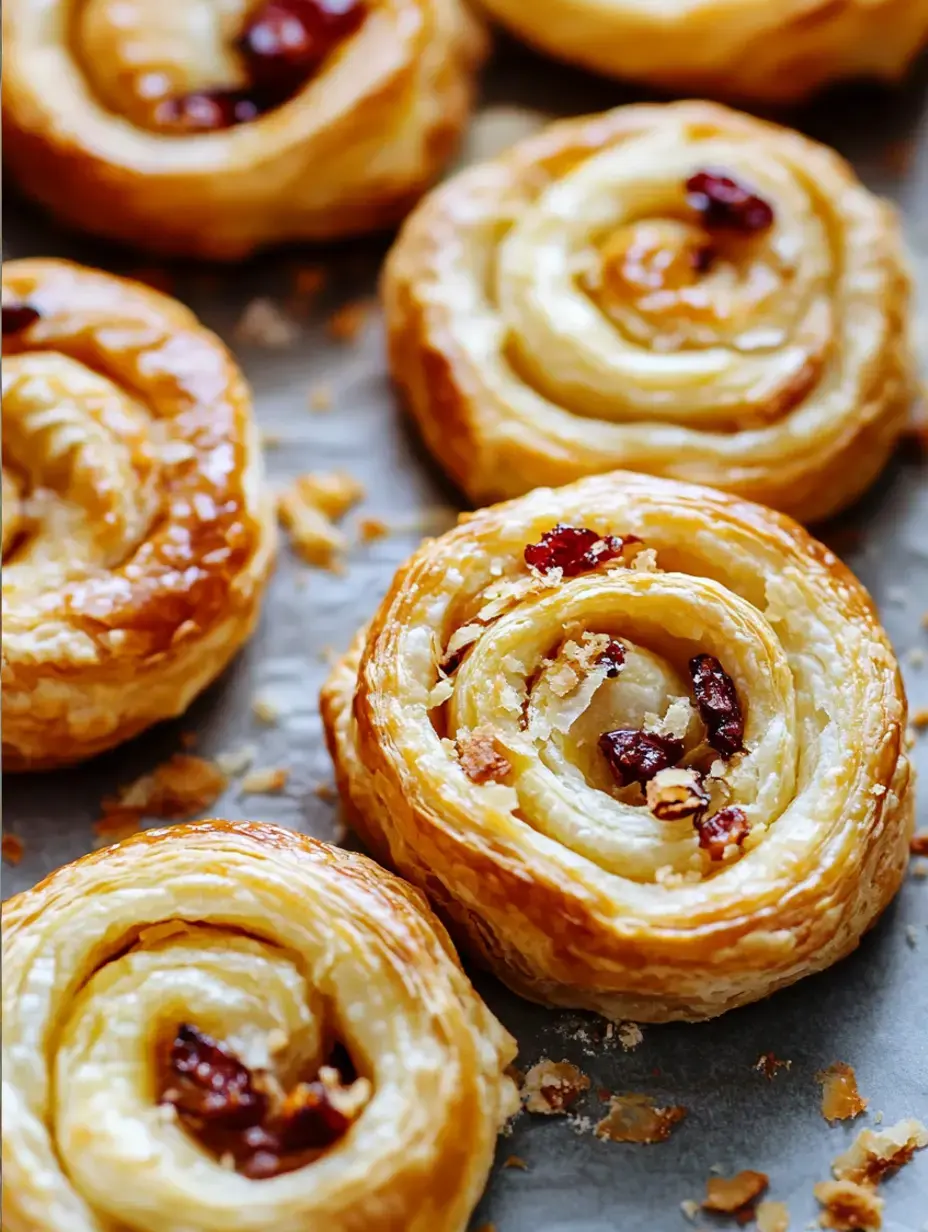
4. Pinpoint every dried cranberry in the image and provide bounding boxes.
[597,640,626,678]
[278,1081,351,1151]
[165,1024,266,1127]
[2,304,41,334]
[154,90,260,132]
[686,170,774,234]
[689,654,744,758]
[239,0,366,91]
[524,525,635,577]
[695,806,750,861]
[599,729,685,787]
